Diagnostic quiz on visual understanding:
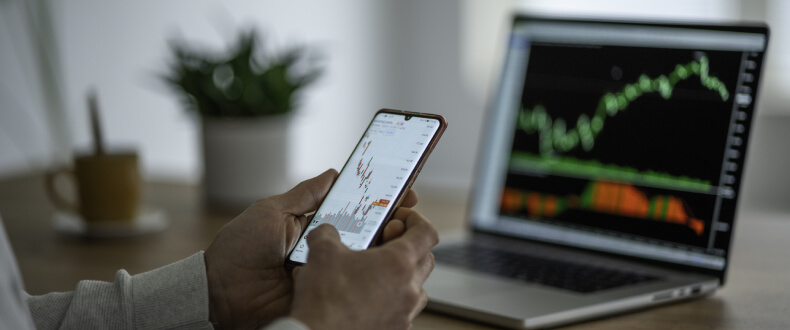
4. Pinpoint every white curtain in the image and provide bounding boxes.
[0,0,70,177]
